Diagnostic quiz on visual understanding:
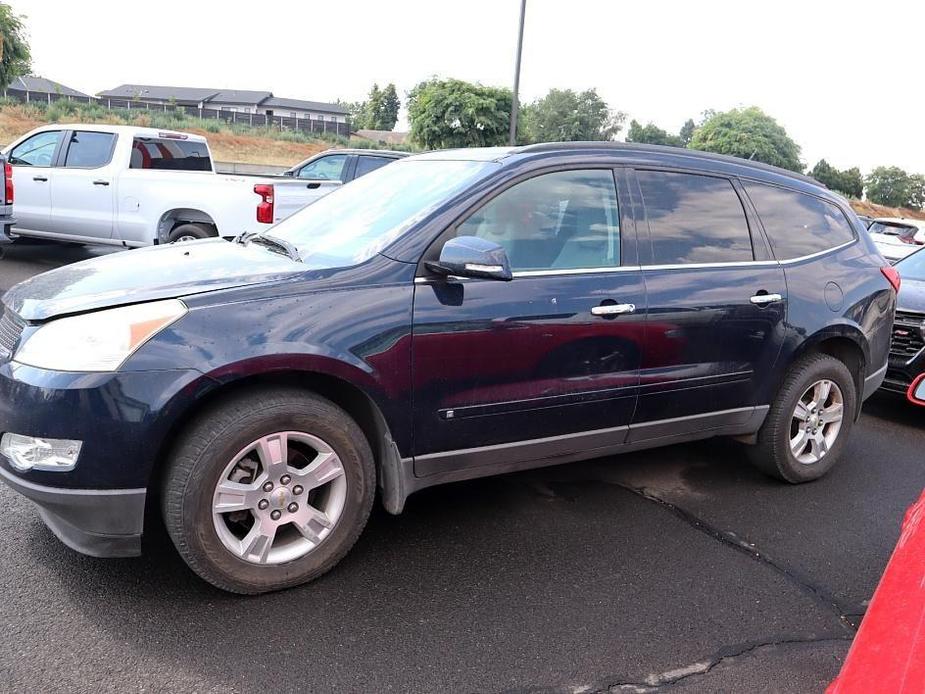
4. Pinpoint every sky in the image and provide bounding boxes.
[9,0,925,174]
